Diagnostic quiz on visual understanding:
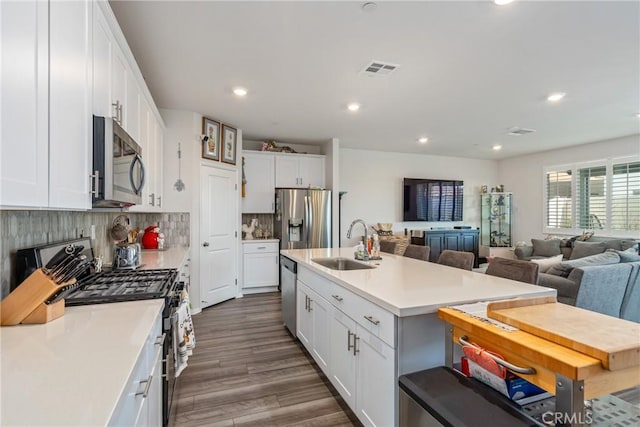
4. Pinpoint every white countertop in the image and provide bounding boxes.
[241,239,280,244]
[140,246,189,270]
[0,299,164,426]
[281,248,556,317]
